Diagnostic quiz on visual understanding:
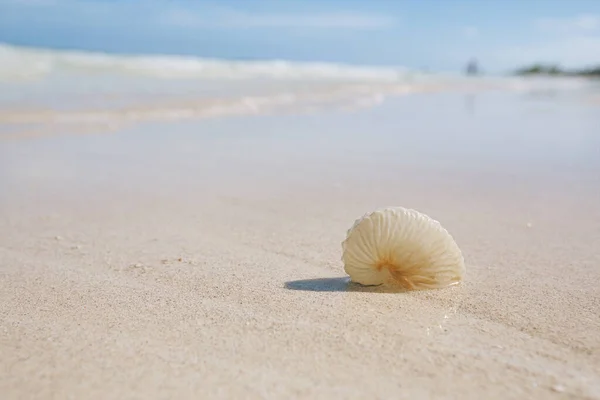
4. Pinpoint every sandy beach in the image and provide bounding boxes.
[1,87,600,399]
